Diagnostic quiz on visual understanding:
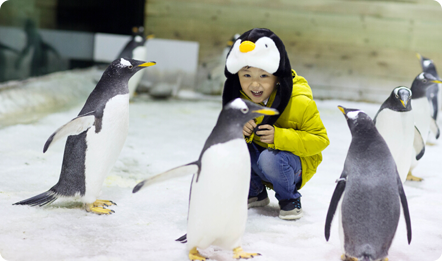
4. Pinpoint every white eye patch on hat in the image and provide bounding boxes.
[226,36,280,75]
